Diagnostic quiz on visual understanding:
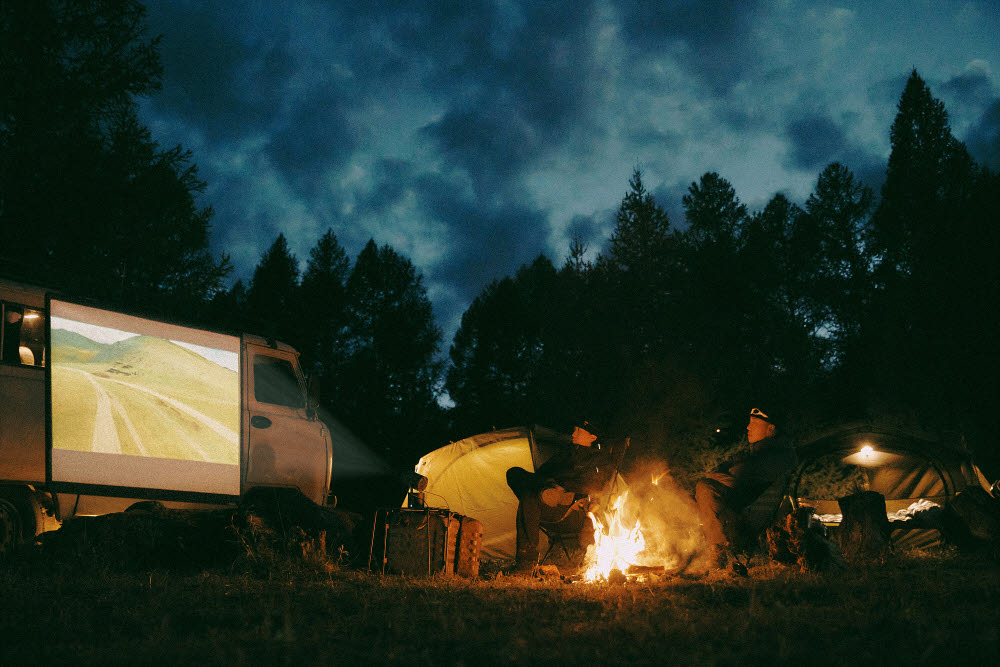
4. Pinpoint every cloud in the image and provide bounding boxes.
[422,108,540,192]
[264,82,357,197]
[617,0,763,93]
[135,0,1000,352]
[784,114,850,171]
[942,63,994,107]
[966,100,1000,169]
[144,0,290,140]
